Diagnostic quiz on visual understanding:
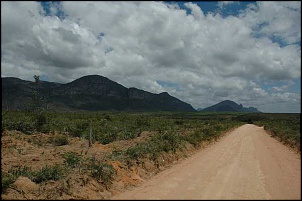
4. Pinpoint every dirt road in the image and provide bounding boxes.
[111,124,301,200]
